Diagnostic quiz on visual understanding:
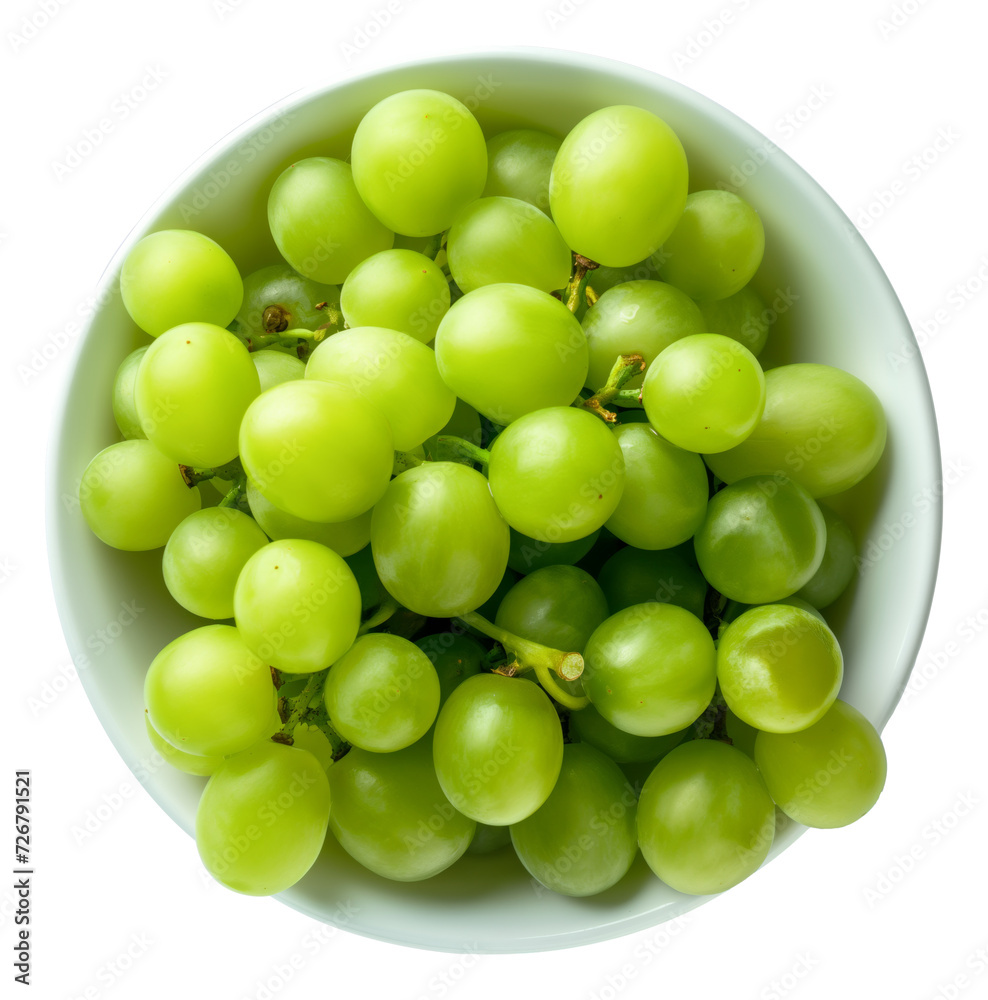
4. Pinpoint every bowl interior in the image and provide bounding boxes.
[48,50,941,953]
